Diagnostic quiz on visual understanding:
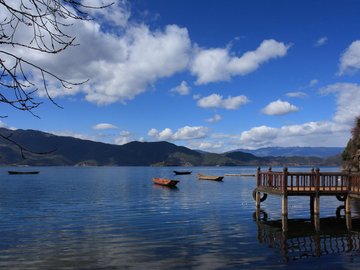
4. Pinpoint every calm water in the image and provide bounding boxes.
[0,166,359,269]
